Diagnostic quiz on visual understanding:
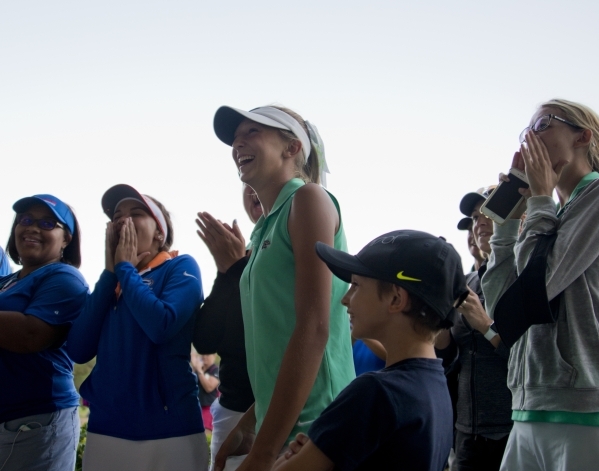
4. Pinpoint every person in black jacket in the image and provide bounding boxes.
[435,186,512,471]
[193,184,261,471]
